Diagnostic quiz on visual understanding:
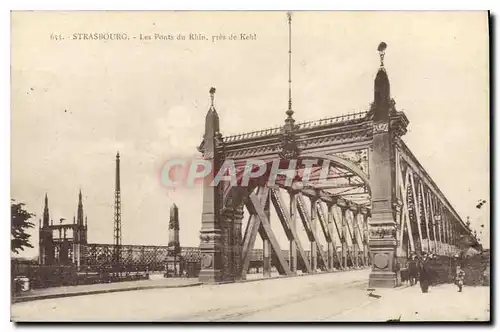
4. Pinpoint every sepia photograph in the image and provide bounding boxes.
[10,10,490,322]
